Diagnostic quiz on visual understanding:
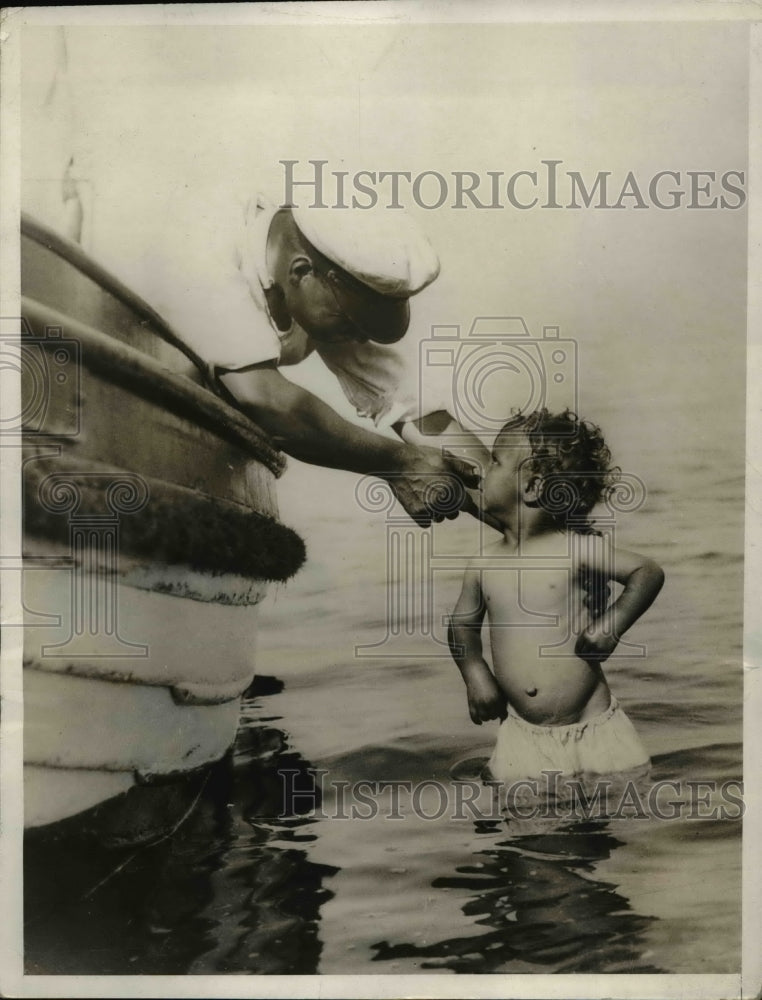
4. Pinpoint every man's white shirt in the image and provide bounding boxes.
[124,188,447,429]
